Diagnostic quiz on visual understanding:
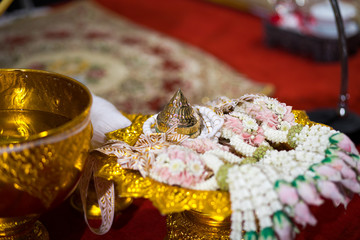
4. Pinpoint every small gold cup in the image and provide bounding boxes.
[0,69,92,239]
